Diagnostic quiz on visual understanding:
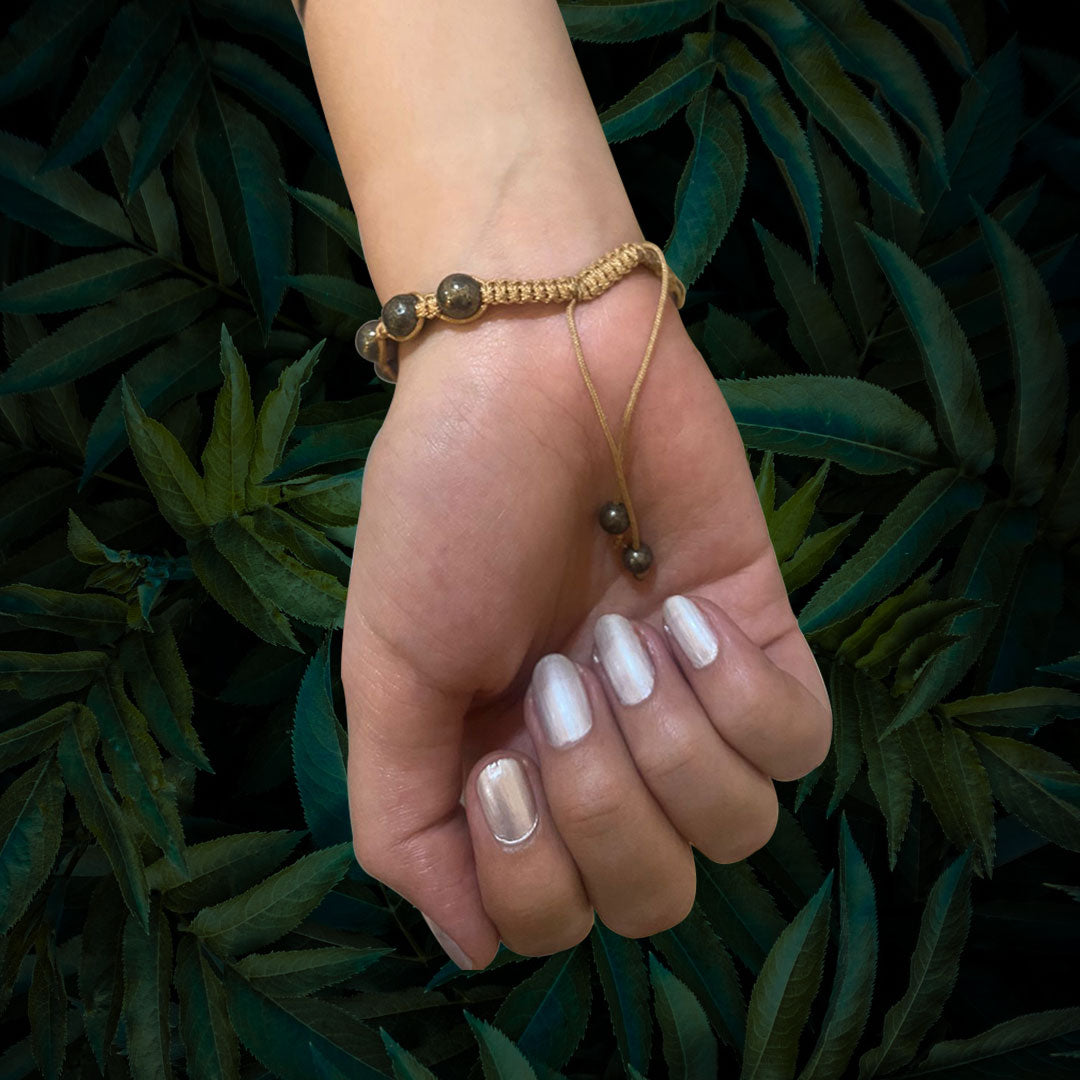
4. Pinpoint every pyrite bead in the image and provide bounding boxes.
[373,340,399,384]
[382,293,420,339]
[354,319,381,364]
[436,273,483,319]
[598,501,630,534]
[622,542,653,577]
